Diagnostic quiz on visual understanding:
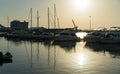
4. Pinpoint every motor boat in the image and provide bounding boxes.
[101,31,120,43]
[0,52,12,61]
[84,31,105,43]
[54,29,80,42]
[100,27,120,43]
